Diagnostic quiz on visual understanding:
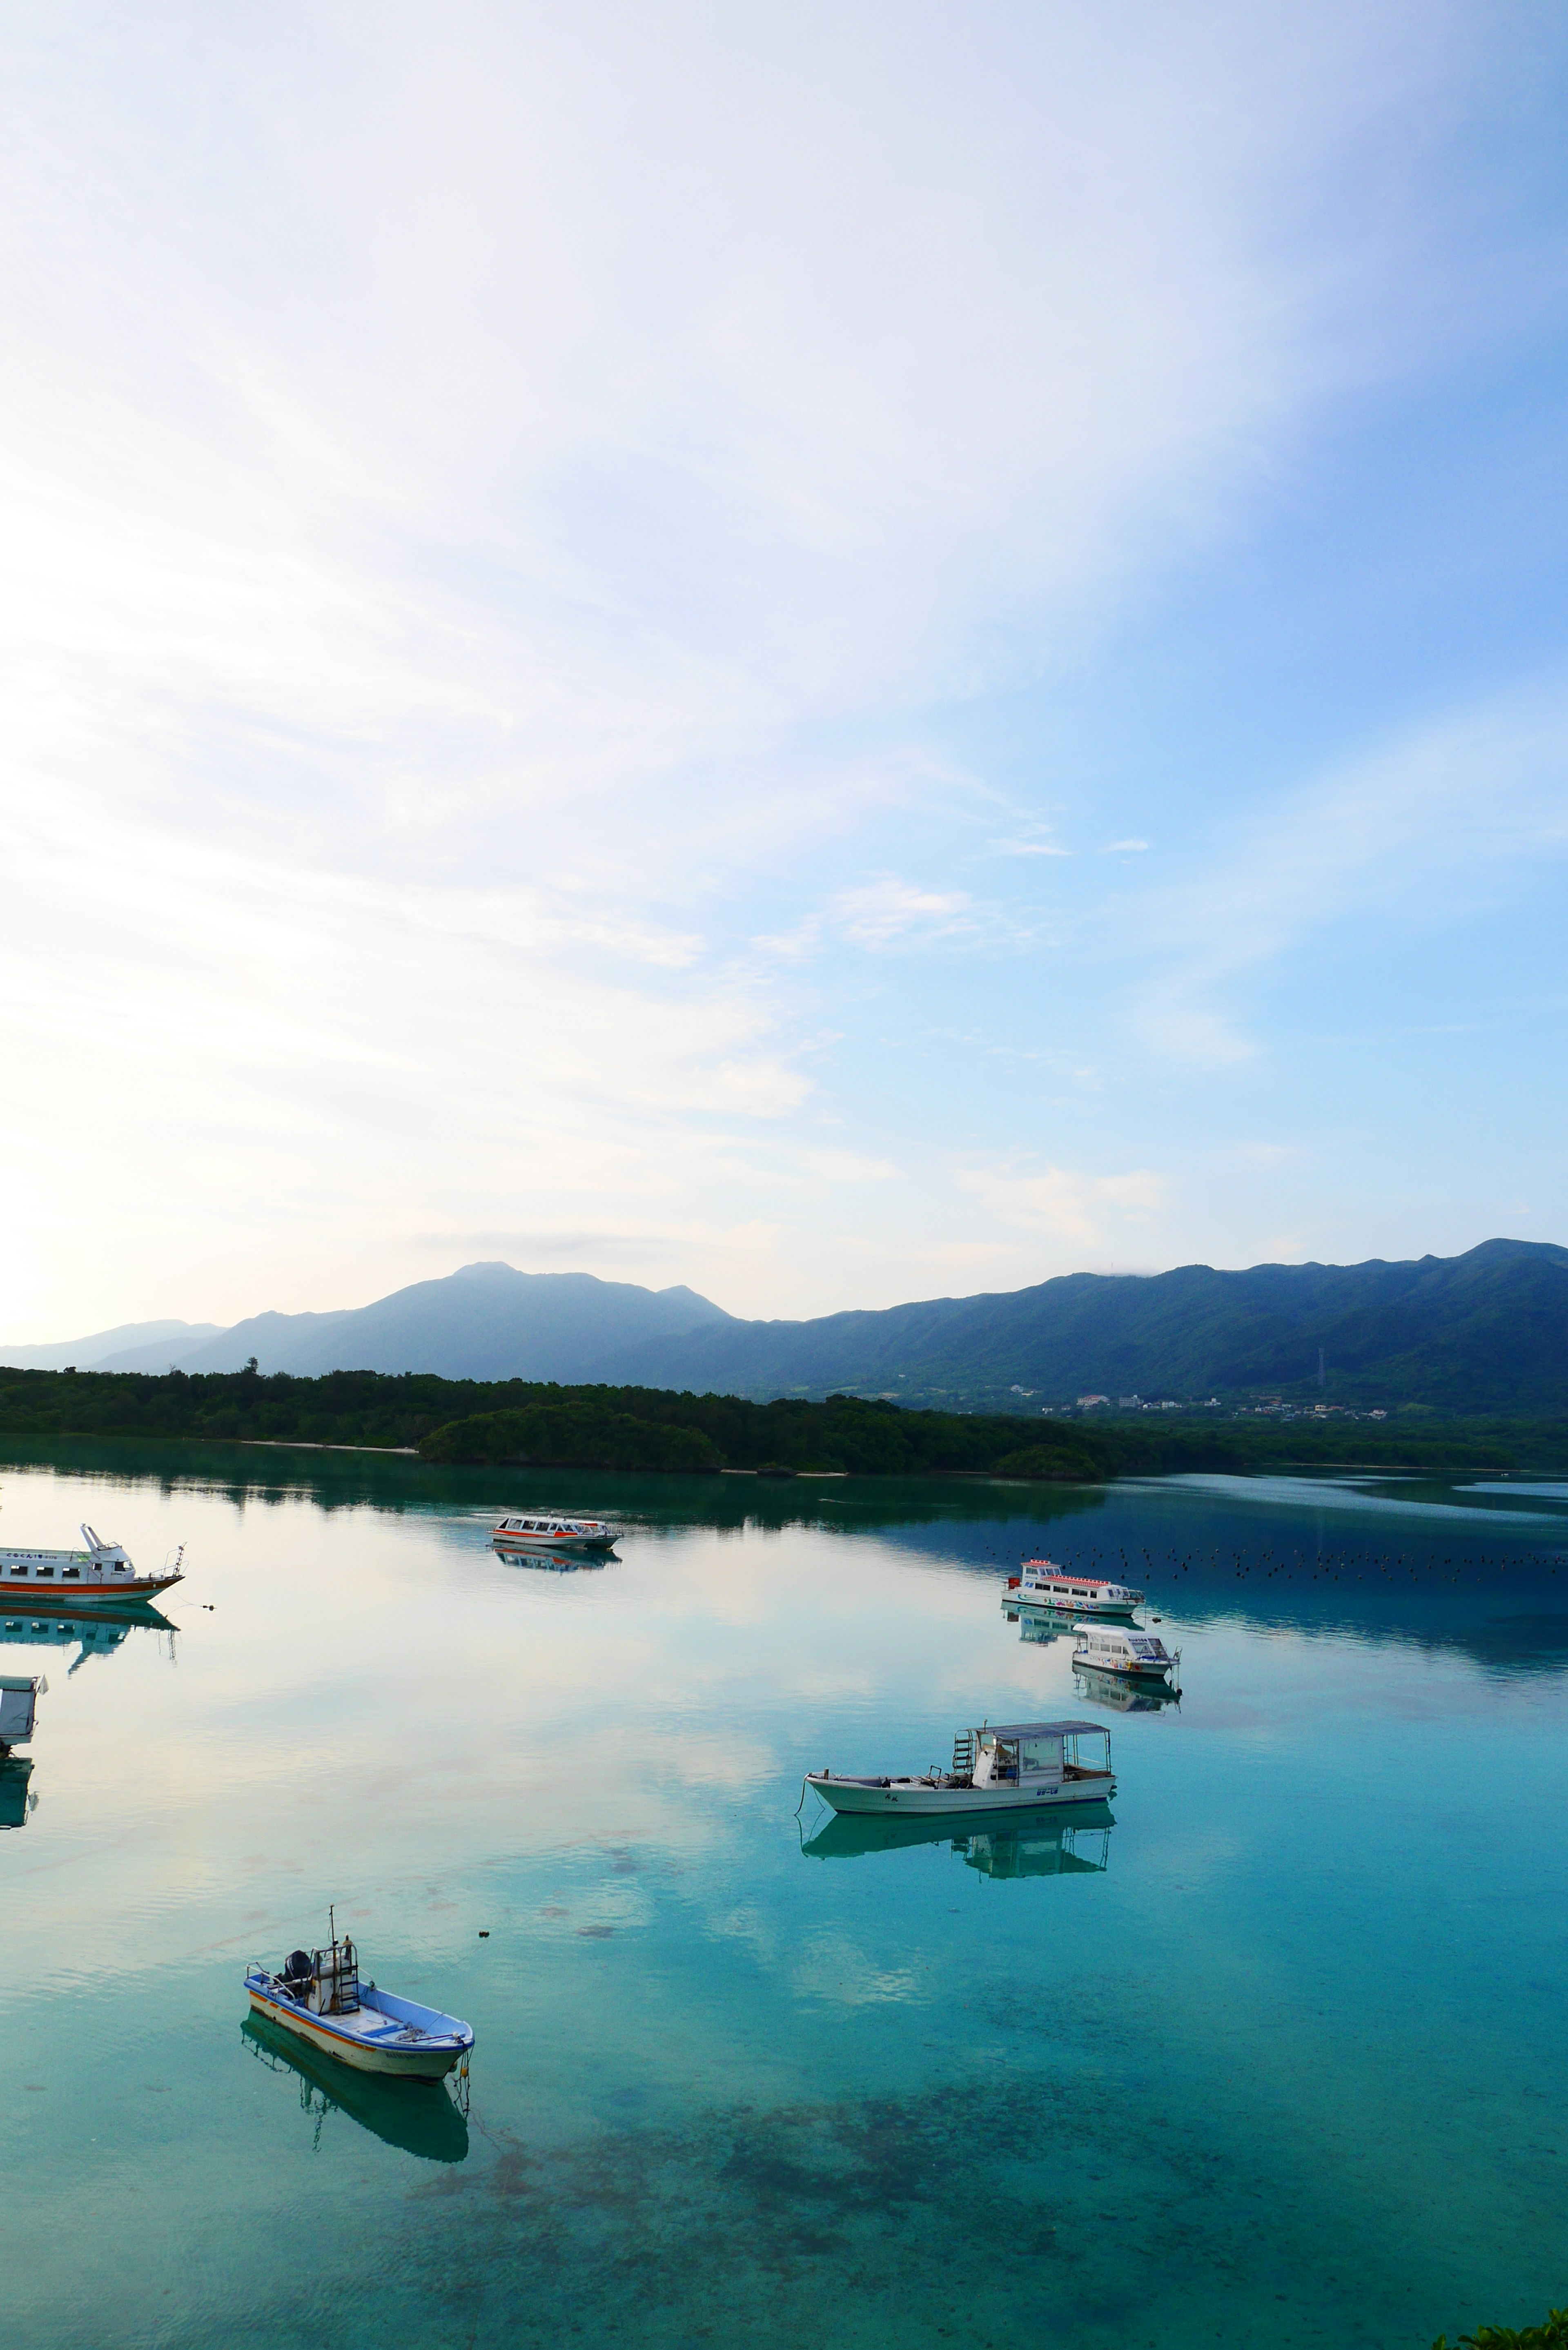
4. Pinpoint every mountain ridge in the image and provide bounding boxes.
[4,1240,1566,1412]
